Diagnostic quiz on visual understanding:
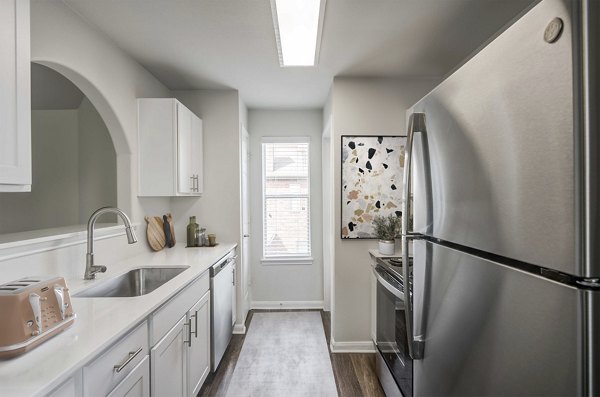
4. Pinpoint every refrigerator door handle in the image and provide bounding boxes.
[401,112,426,360]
